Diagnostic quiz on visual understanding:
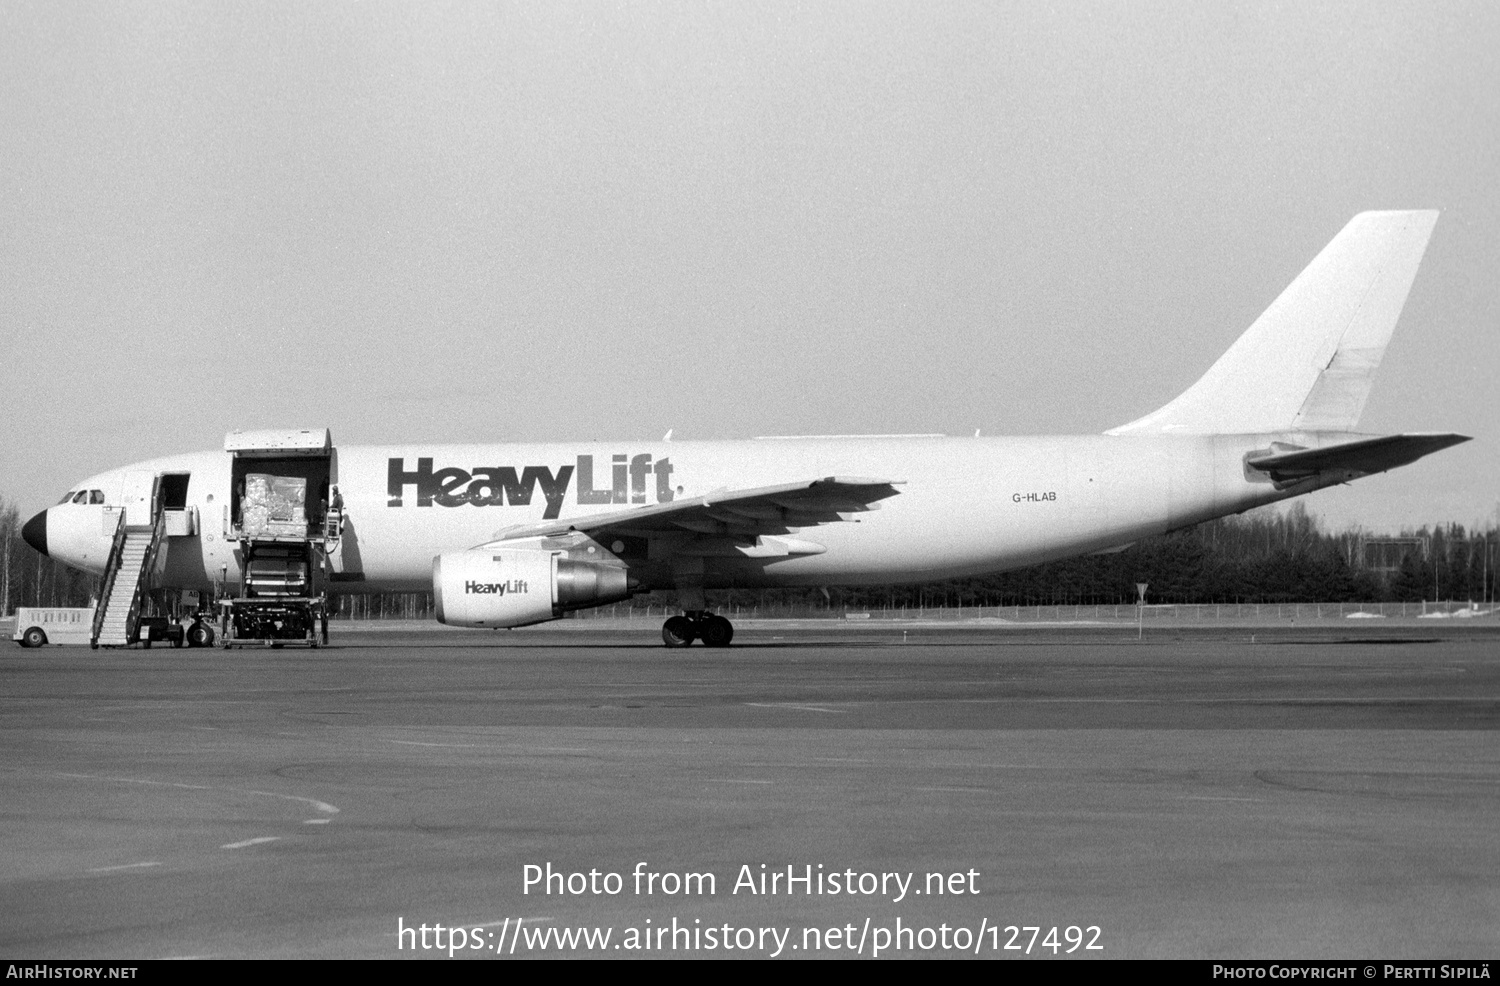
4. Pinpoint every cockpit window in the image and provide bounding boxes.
[72,491,89,504]
[89,490,105,504]
[58,492,76,504]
